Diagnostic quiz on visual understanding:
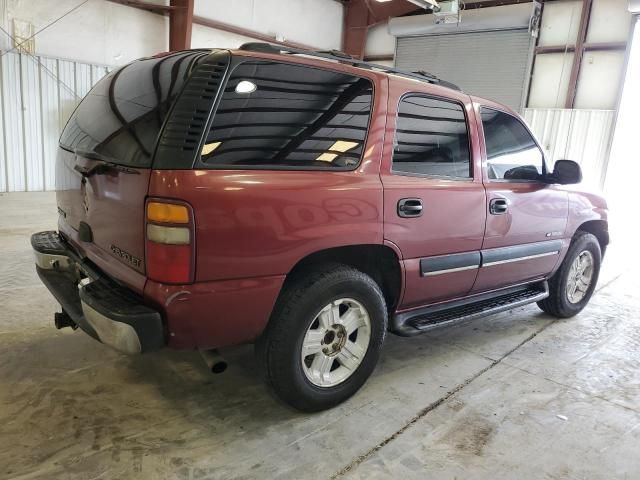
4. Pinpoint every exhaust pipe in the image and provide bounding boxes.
[54,311,77,330]
[199,349,228,374]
